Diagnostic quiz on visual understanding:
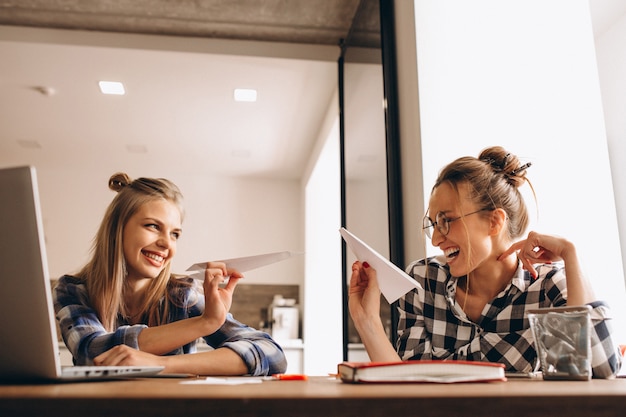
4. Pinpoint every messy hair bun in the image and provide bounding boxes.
[478,146,531,189]
[108,172,132,192]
